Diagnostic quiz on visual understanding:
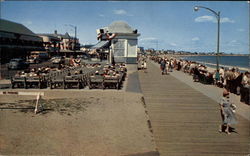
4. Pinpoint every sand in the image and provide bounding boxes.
[0,90,157,155]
